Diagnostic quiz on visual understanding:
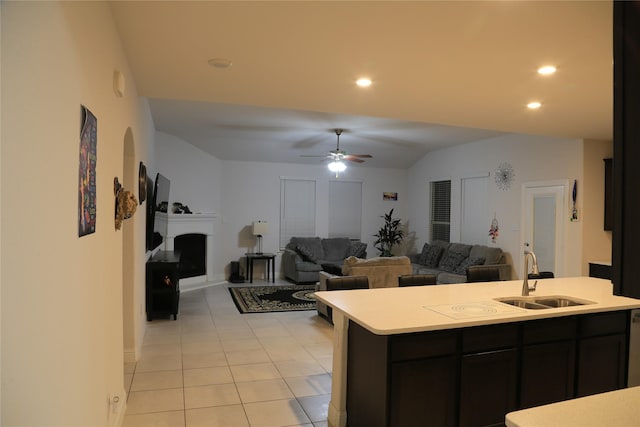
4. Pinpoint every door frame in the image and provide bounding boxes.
[521,180,569,279]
